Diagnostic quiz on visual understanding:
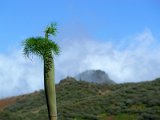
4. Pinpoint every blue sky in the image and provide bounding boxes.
[0,0,159,52]
[0,0,160,98]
